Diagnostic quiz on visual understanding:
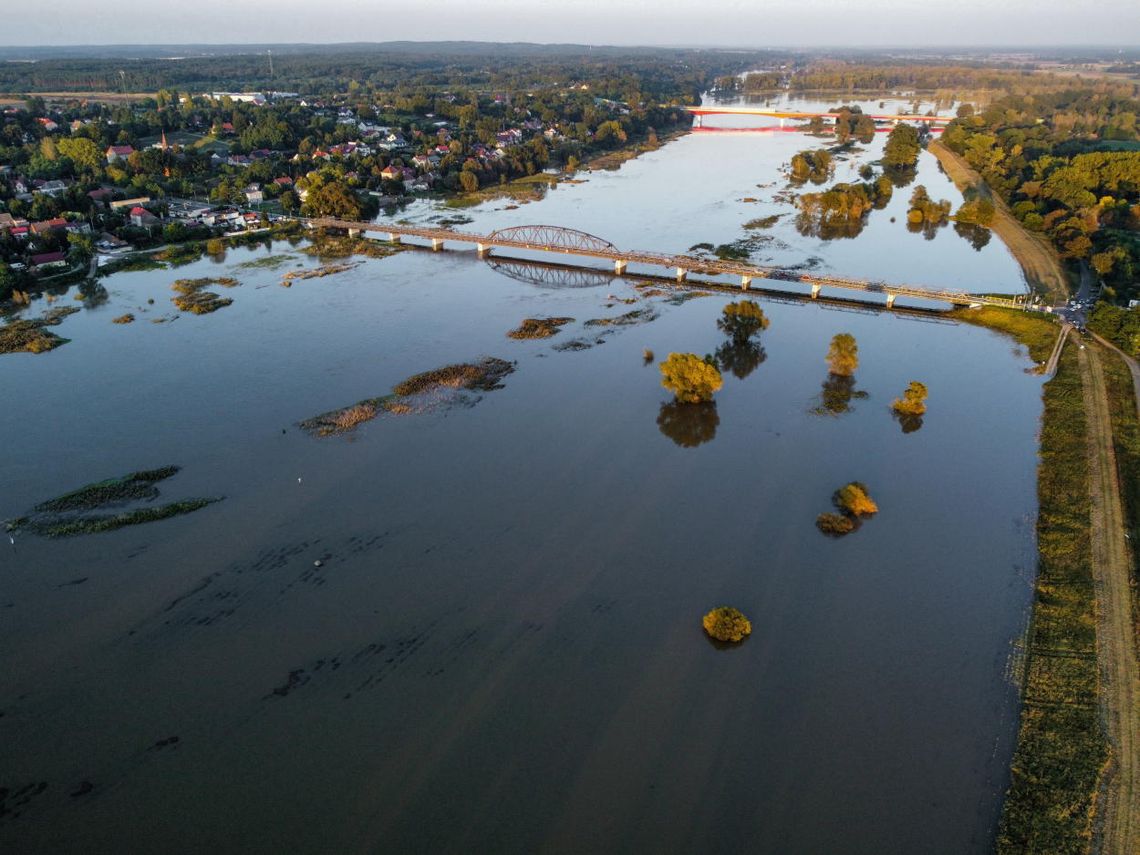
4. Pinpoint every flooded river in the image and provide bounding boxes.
[1,95,1040,853]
